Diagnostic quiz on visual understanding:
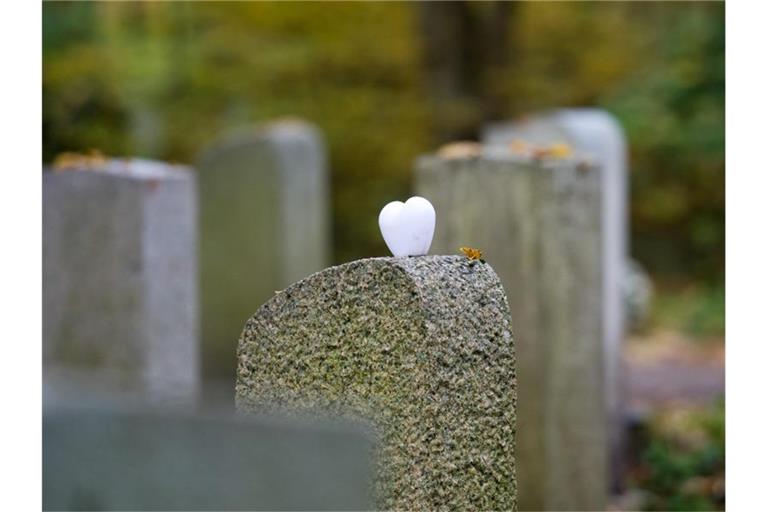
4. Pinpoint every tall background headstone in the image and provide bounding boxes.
[236,256,517,511]
[415,150,606,511]
[43,159,199,407]
[197,119,330,387]
[483,108,628,490]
